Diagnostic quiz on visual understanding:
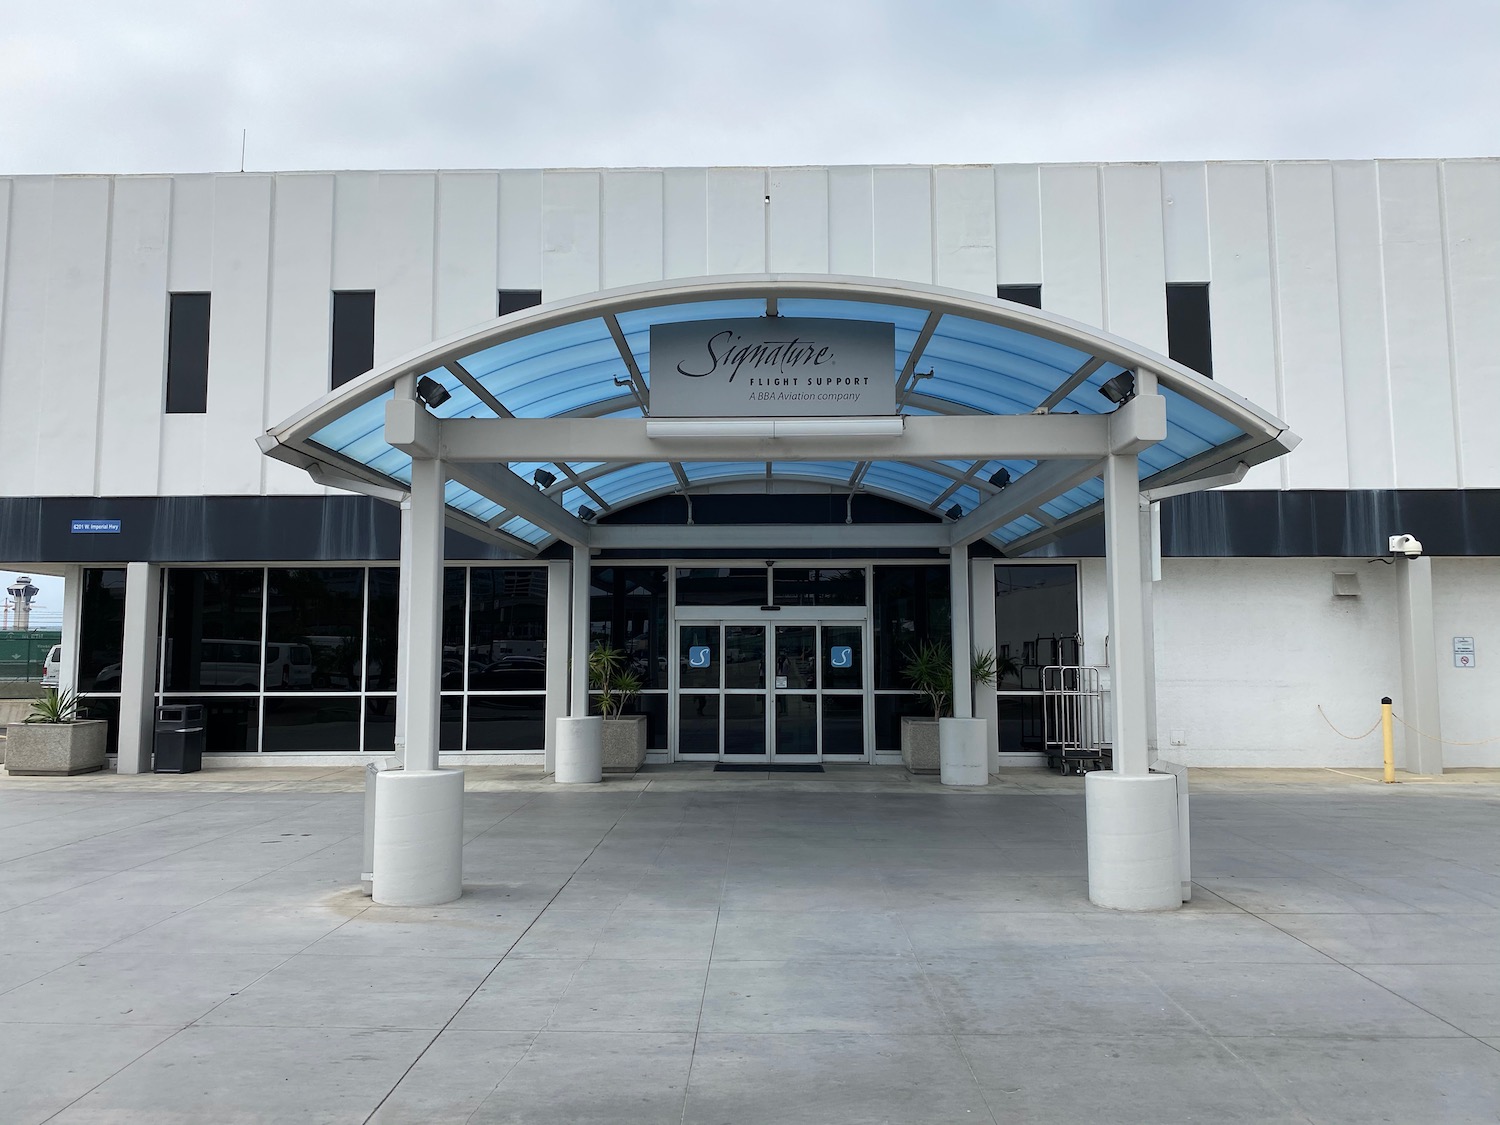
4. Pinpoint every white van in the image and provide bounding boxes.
[40,644,61,687]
